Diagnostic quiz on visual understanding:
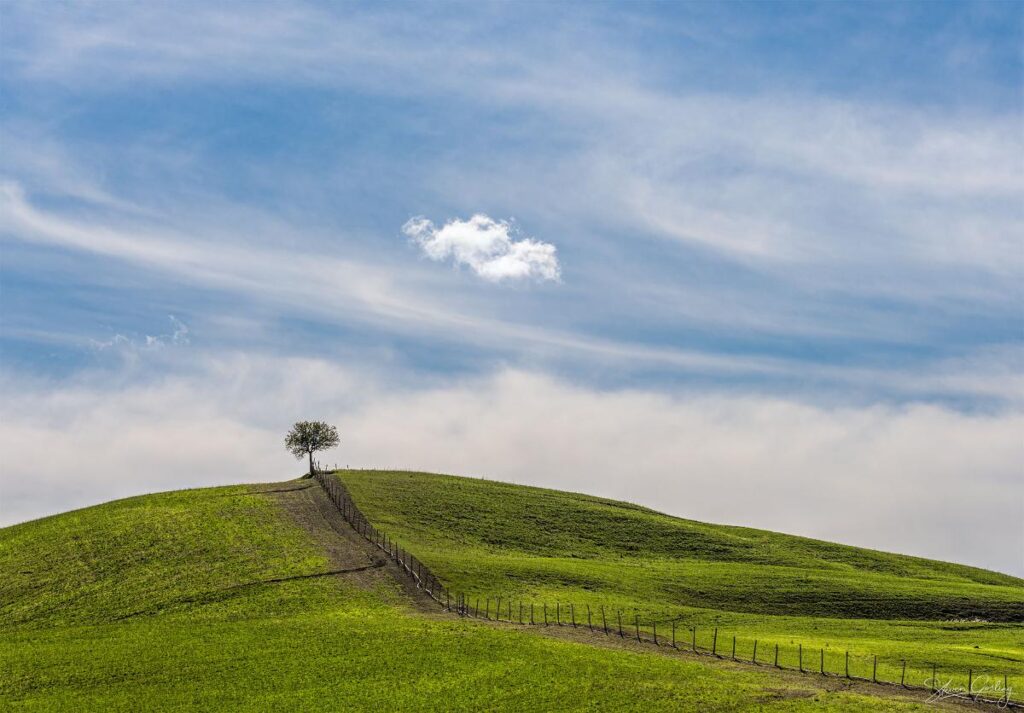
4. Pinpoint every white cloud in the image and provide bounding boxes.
[1,355,1021,577]
[88,316,191,365]
[403,214,561,283]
